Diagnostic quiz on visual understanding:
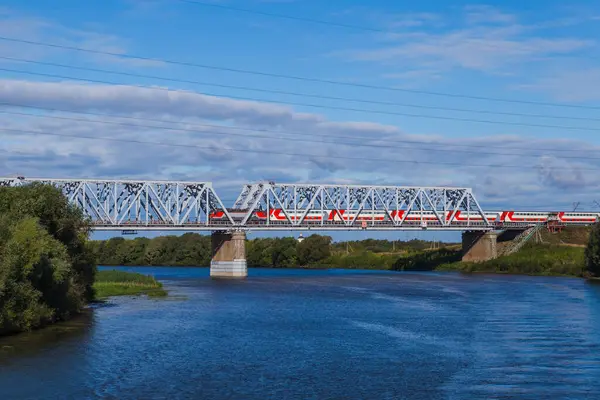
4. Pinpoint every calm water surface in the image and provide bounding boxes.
[1,267,600,399]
